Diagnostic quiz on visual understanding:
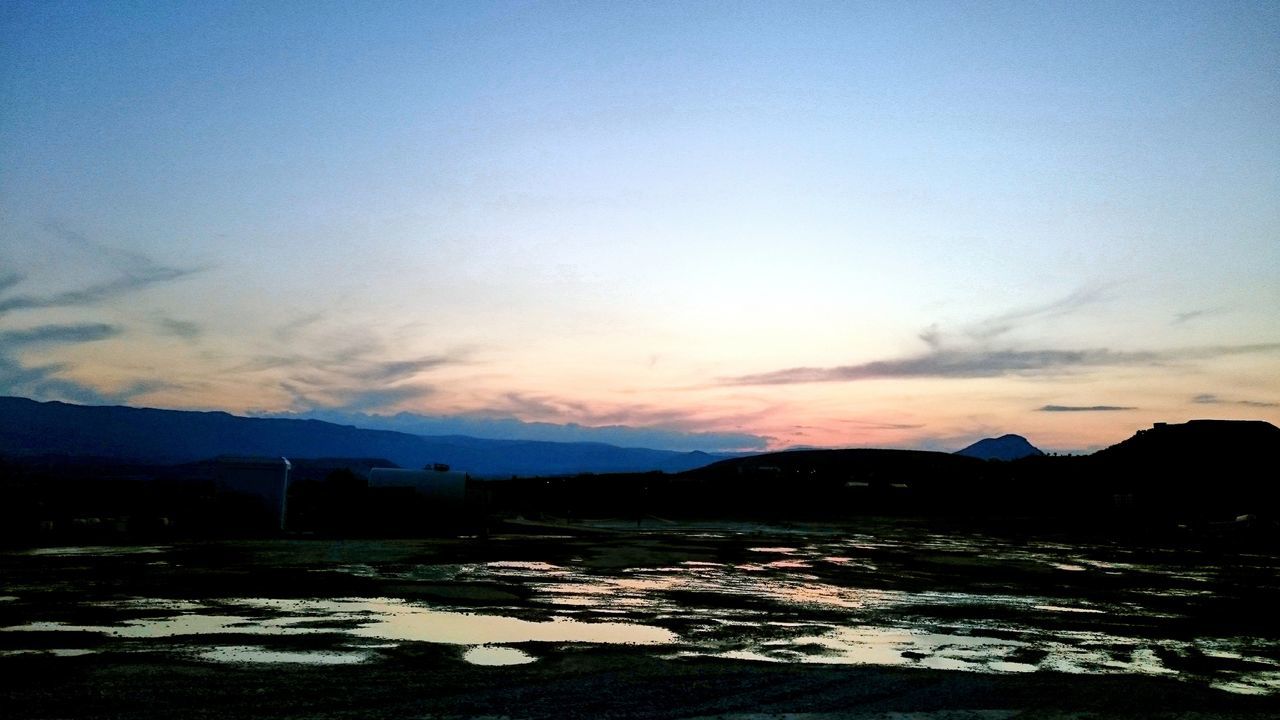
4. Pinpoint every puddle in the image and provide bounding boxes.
[3,529,1277,696]
[1211,671,1280,696]
[0,648,97,658]
[762,559,812,569]
[1033,604,1105,614]
[2,597,676,649]
[329,598,676,646]
[696,625,1035,671]
[676,622,1253,684]
[487,561,567,573]
[463,645,536,666]
[20,546,169,557]
[6,616,290,638]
